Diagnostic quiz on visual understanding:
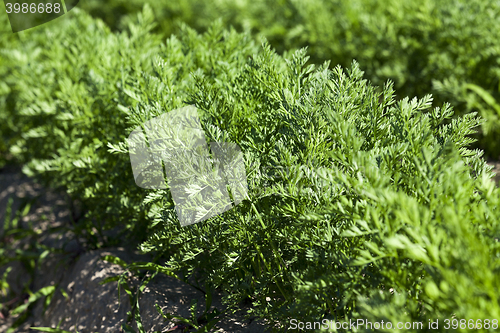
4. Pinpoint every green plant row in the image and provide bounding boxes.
[1,6,500,332]
[78,0,500,158]
[0,5,164,242]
